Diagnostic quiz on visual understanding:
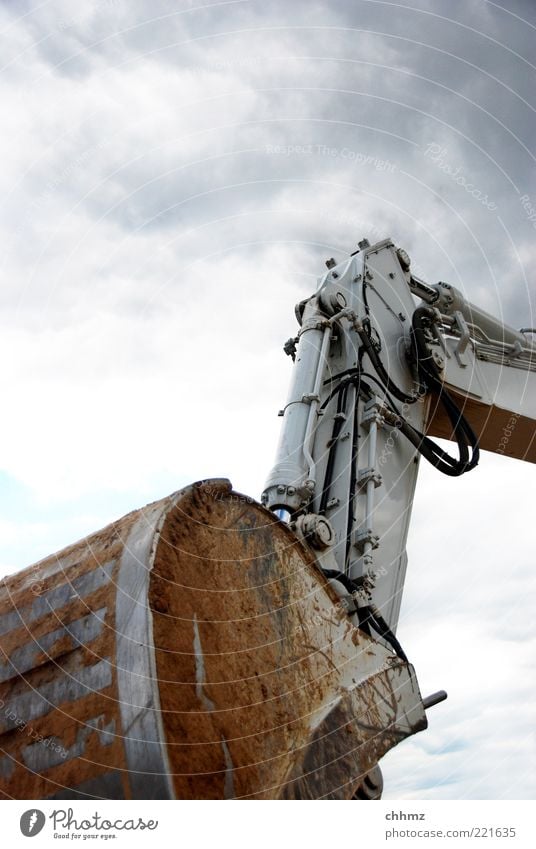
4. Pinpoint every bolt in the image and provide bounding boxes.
[431,349,445,370]
[396,247,411,270]
[314,518,334,548]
